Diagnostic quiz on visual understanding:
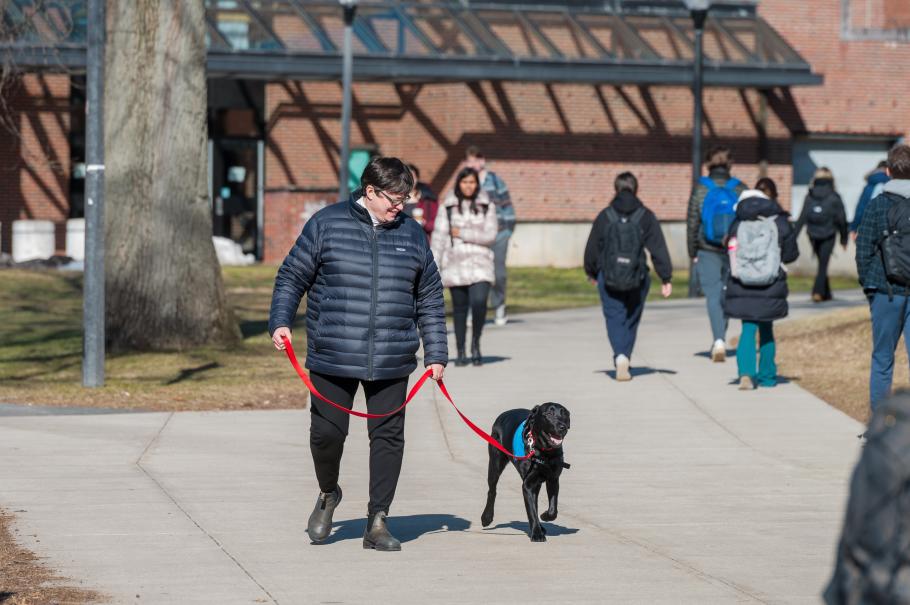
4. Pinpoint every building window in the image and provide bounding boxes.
[842,0,910,41]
